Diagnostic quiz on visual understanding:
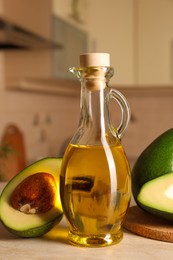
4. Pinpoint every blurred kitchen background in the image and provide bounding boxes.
[0,0,173,180]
